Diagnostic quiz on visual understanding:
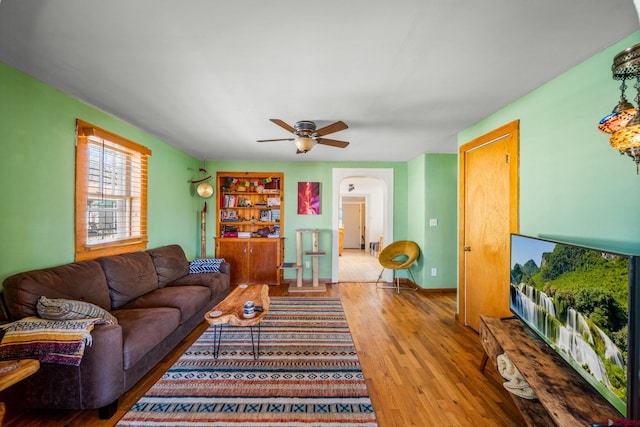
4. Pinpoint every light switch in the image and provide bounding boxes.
[429,218,438,227]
